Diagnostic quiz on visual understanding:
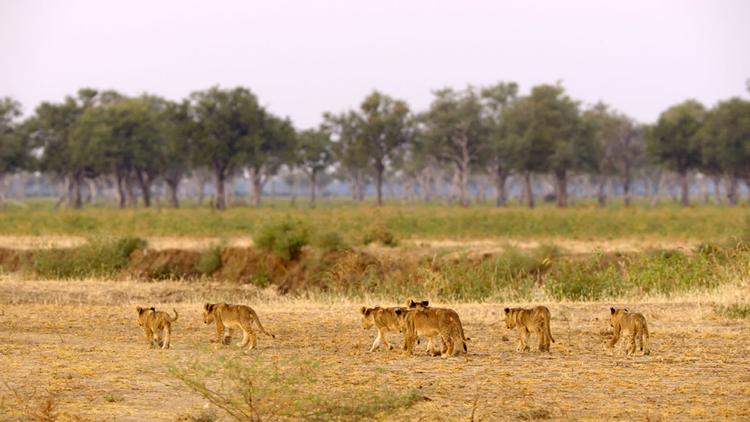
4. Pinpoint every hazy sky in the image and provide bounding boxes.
[2,0,749,128]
